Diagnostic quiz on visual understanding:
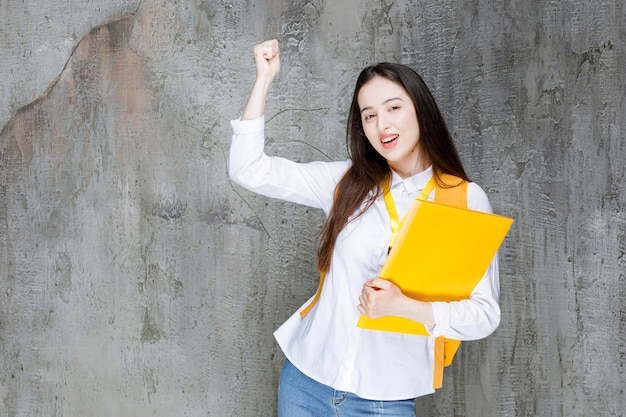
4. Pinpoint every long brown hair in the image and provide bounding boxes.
[317,63,469,273]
